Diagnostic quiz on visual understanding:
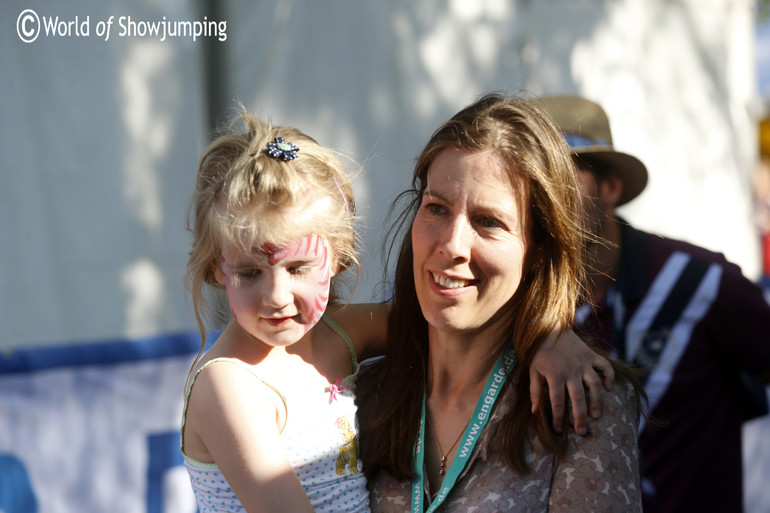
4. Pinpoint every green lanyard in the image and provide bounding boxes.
[411,345,517,513]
